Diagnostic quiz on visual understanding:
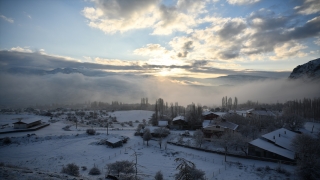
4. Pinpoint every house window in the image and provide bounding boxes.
[216,126,220,128]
